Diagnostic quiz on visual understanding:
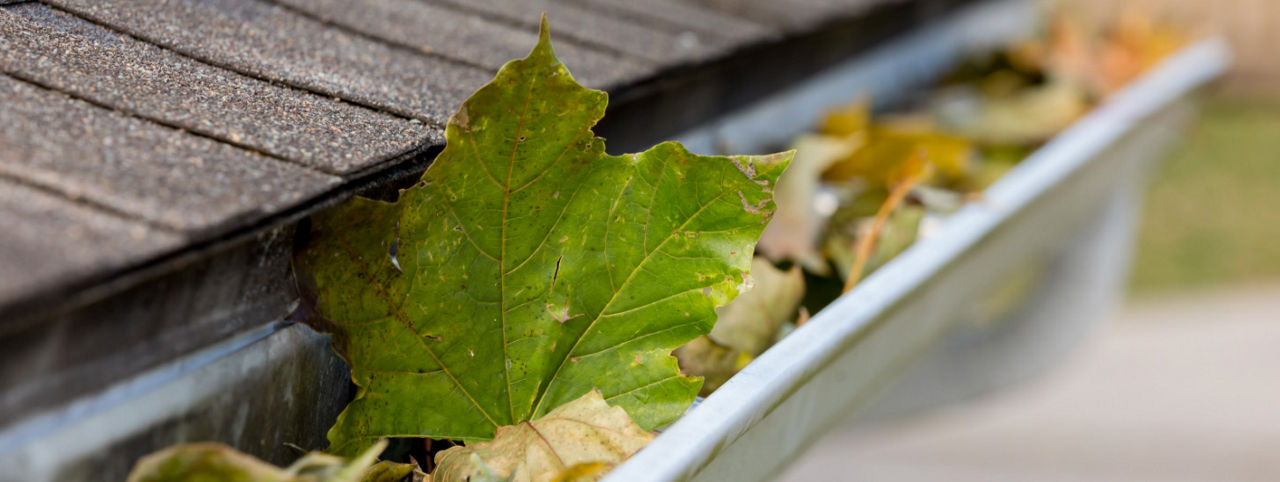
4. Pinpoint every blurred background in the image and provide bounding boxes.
[781,0,1280,480]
